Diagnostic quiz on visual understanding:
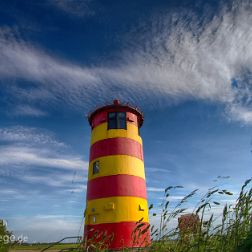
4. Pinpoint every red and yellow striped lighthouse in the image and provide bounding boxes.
[84,99,151,250]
